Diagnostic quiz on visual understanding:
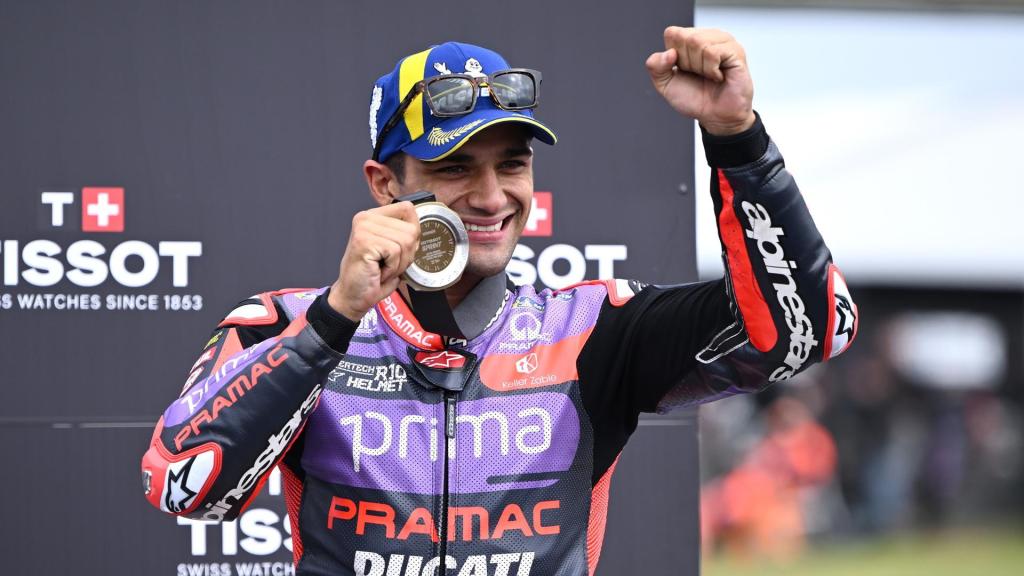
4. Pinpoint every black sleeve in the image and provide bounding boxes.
[141,290,357,521]
[578,280,733,482]
[578,113,859,482]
